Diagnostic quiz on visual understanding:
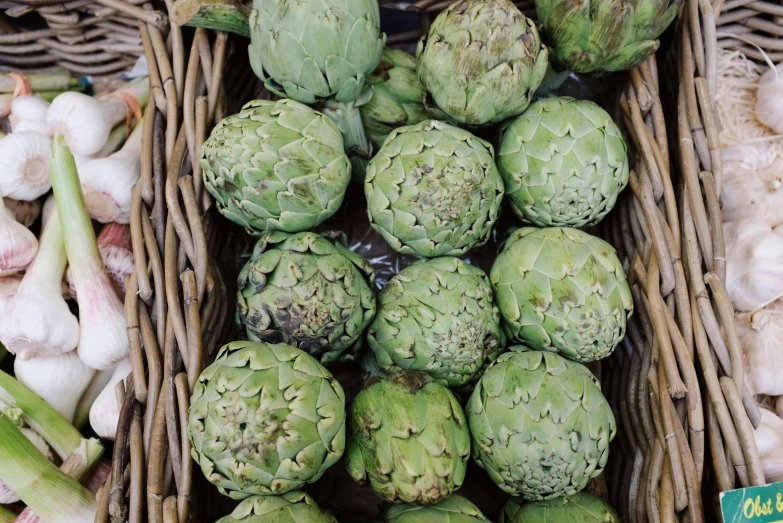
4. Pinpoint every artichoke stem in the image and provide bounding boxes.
[323,99,371,184]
